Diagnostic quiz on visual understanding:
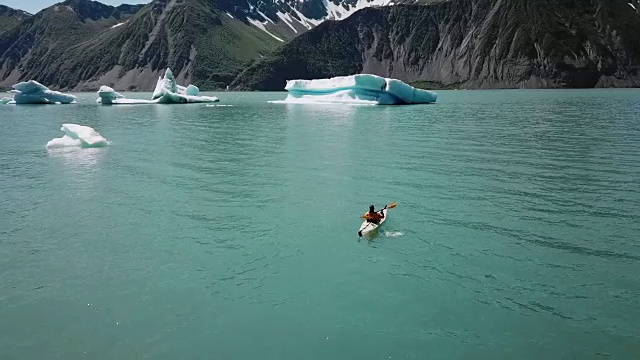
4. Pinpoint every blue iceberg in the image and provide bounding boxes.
[281,74,437,105]
[6,80,76,104]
